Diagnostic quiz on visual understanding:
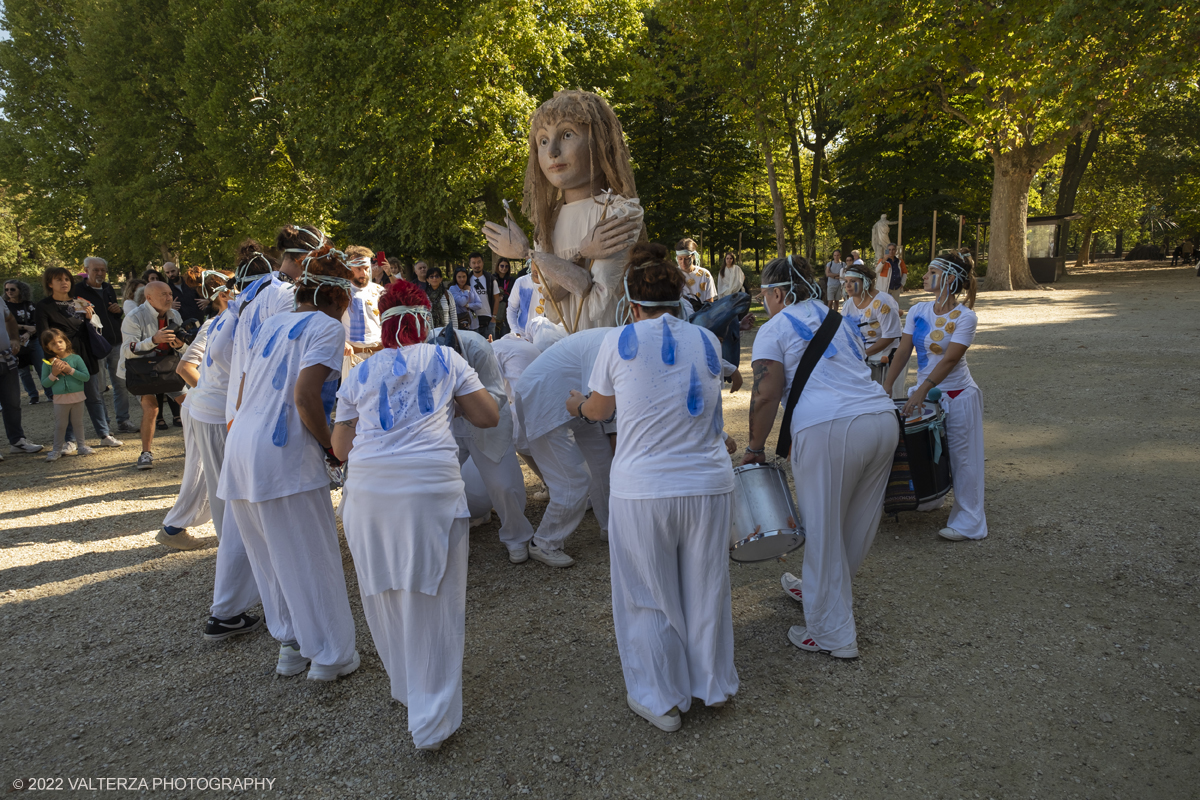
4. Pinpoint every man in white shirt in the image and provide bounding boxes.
[341,245,385,372]
[675,237,716,312]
